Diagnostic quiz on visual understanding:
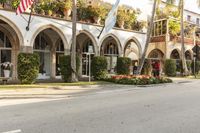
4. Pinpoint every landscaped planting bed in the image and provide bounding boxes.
[105,75,172,85]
